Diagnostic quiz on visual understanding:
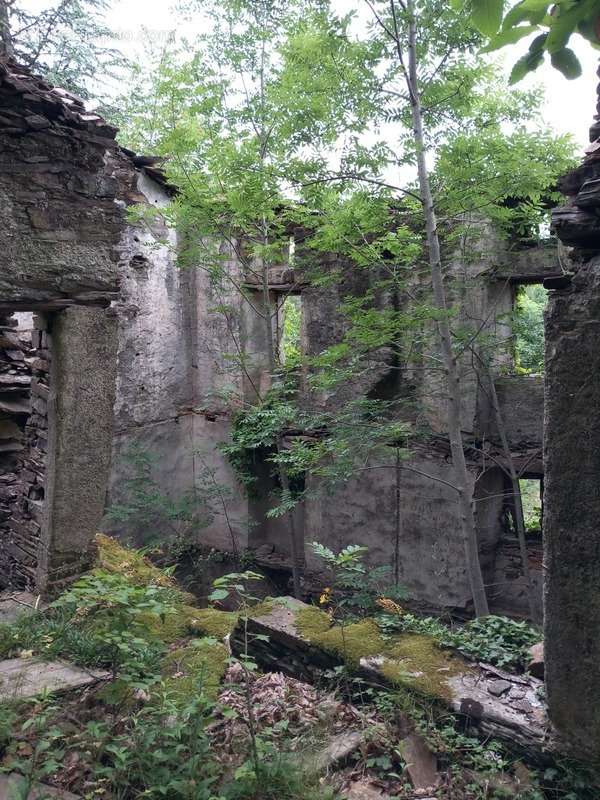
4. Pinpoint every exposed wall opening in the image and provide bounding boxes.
[278,294,302,366]
[512,283,548,374]
[519,476,543,536]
